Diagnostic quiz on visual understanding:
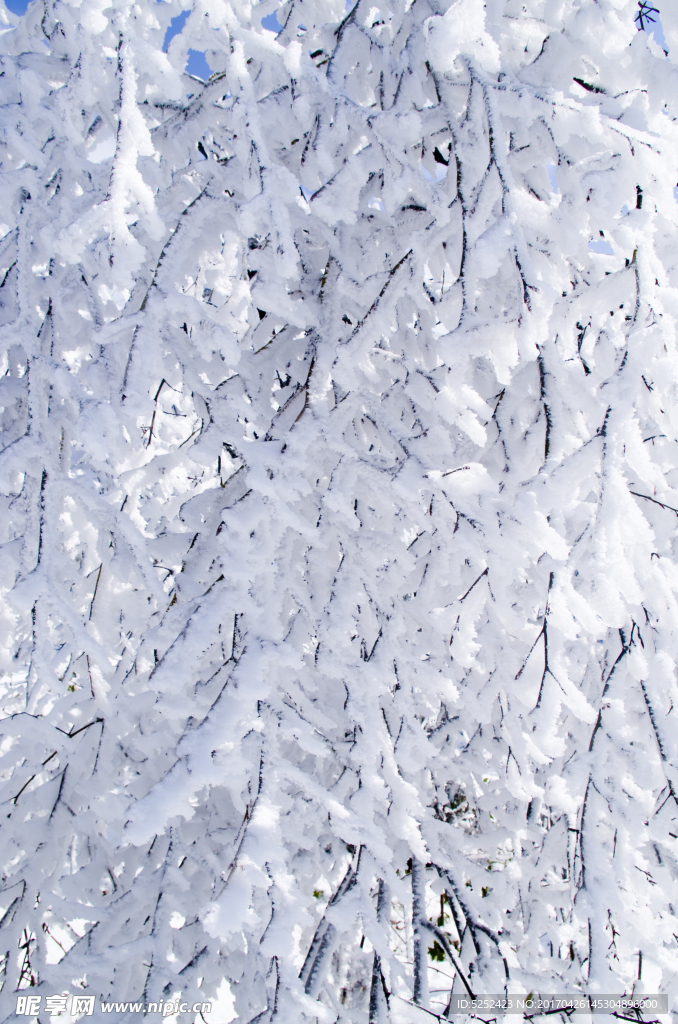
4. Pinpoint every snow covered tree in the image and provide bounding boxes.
[1,0,678,1020]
